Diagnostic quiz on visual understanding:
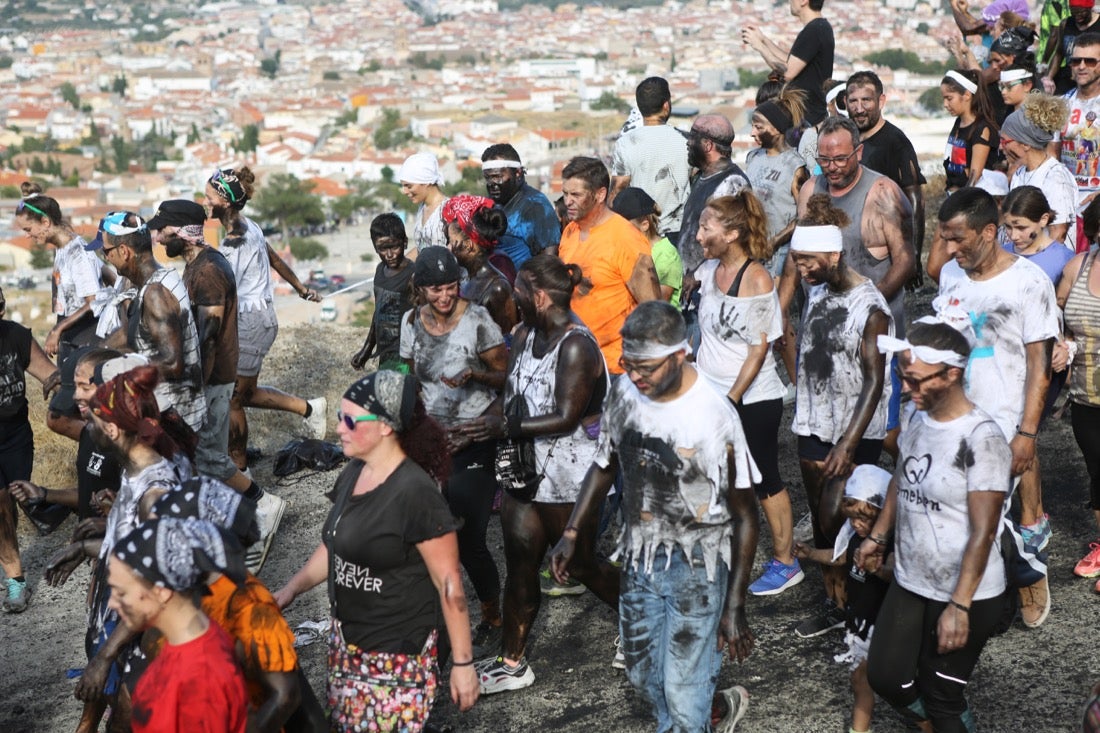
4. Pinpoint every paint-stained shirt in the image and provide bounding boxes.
[52,235,101,316]
[595,369,761,582]
[793,279,892,444]
[894,403,1011,602]
[497,183,560,268]
[612,124,691,234]
[372,260,414,366]
[221,217,274,314]
[935,258,1060,440]
[400,302,504,425]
